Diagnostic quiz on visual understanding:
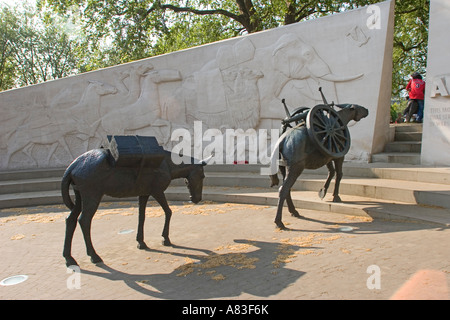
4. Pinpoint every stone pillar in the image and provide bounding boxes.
[421,0,450,166]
